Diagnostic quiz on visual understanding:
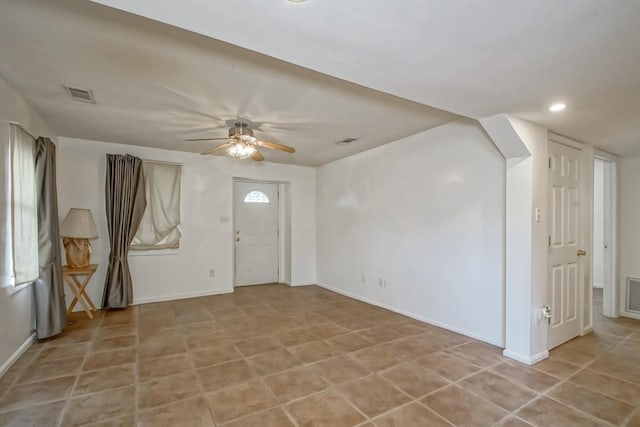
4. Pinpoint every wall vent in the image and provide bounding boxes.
[626,277,640,314]
[337,137,359,145]
[63,85,96,103]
